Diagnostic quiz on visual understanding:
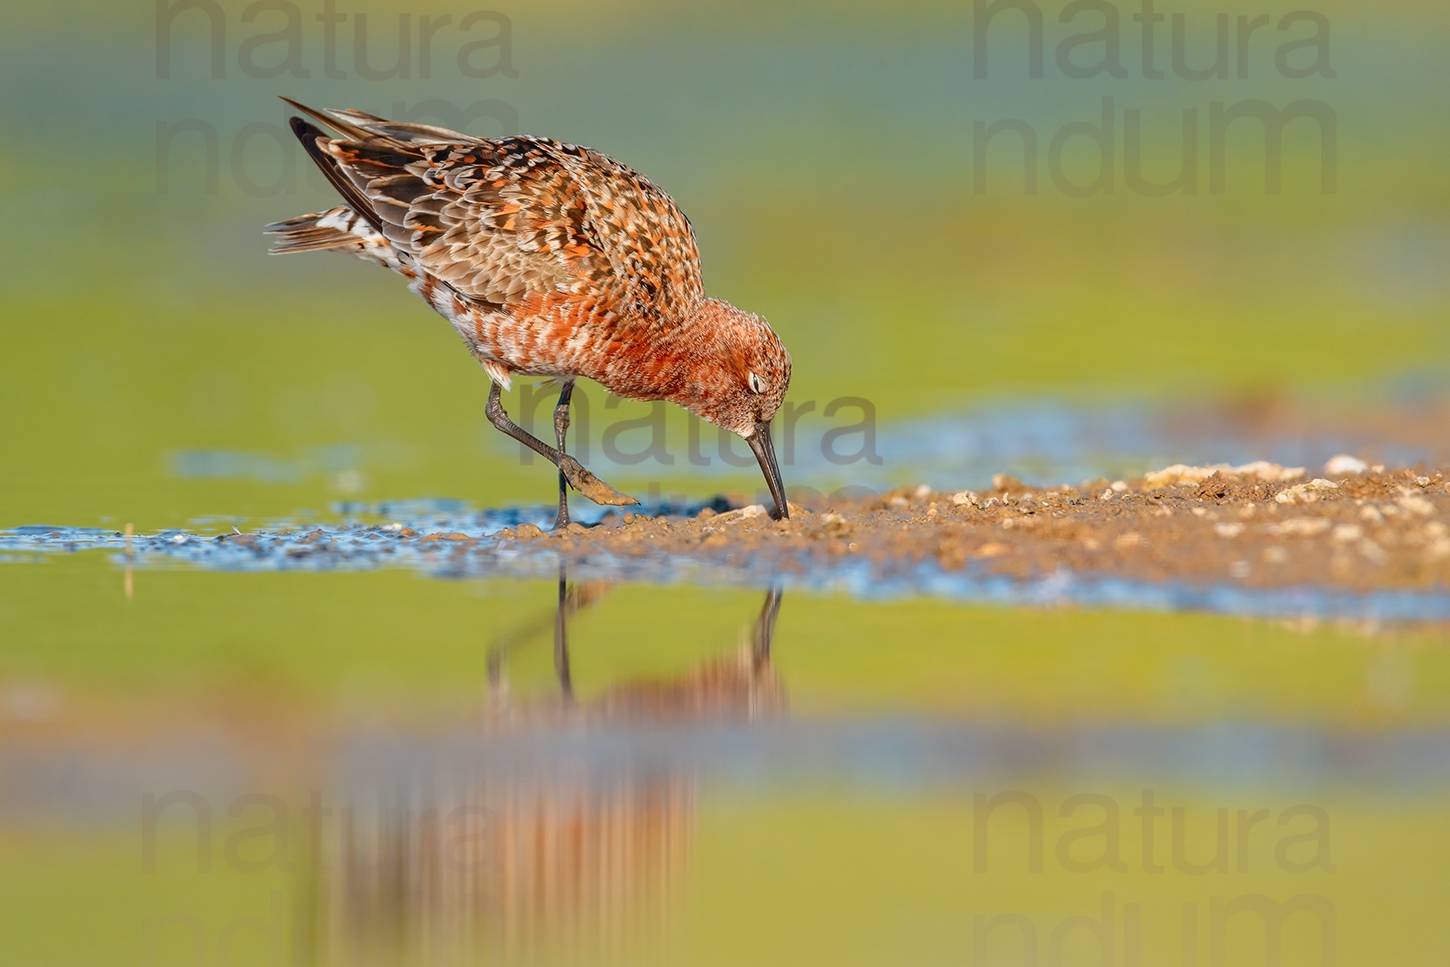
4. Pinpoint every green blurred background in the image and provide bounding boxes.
[3,0,1448,526]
